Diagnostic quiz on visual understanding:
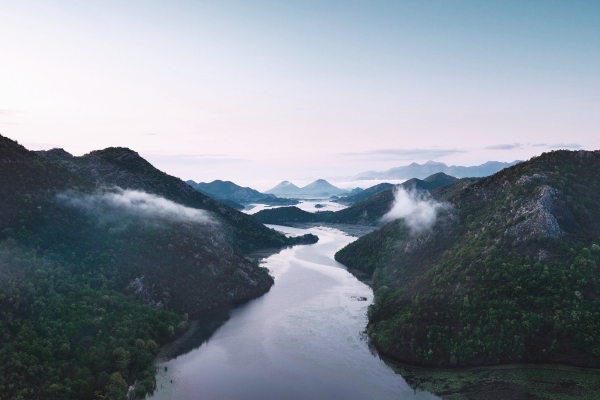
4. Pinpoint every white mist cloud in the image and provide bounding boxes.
[381,187,446,232]
[57,188,214,224]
